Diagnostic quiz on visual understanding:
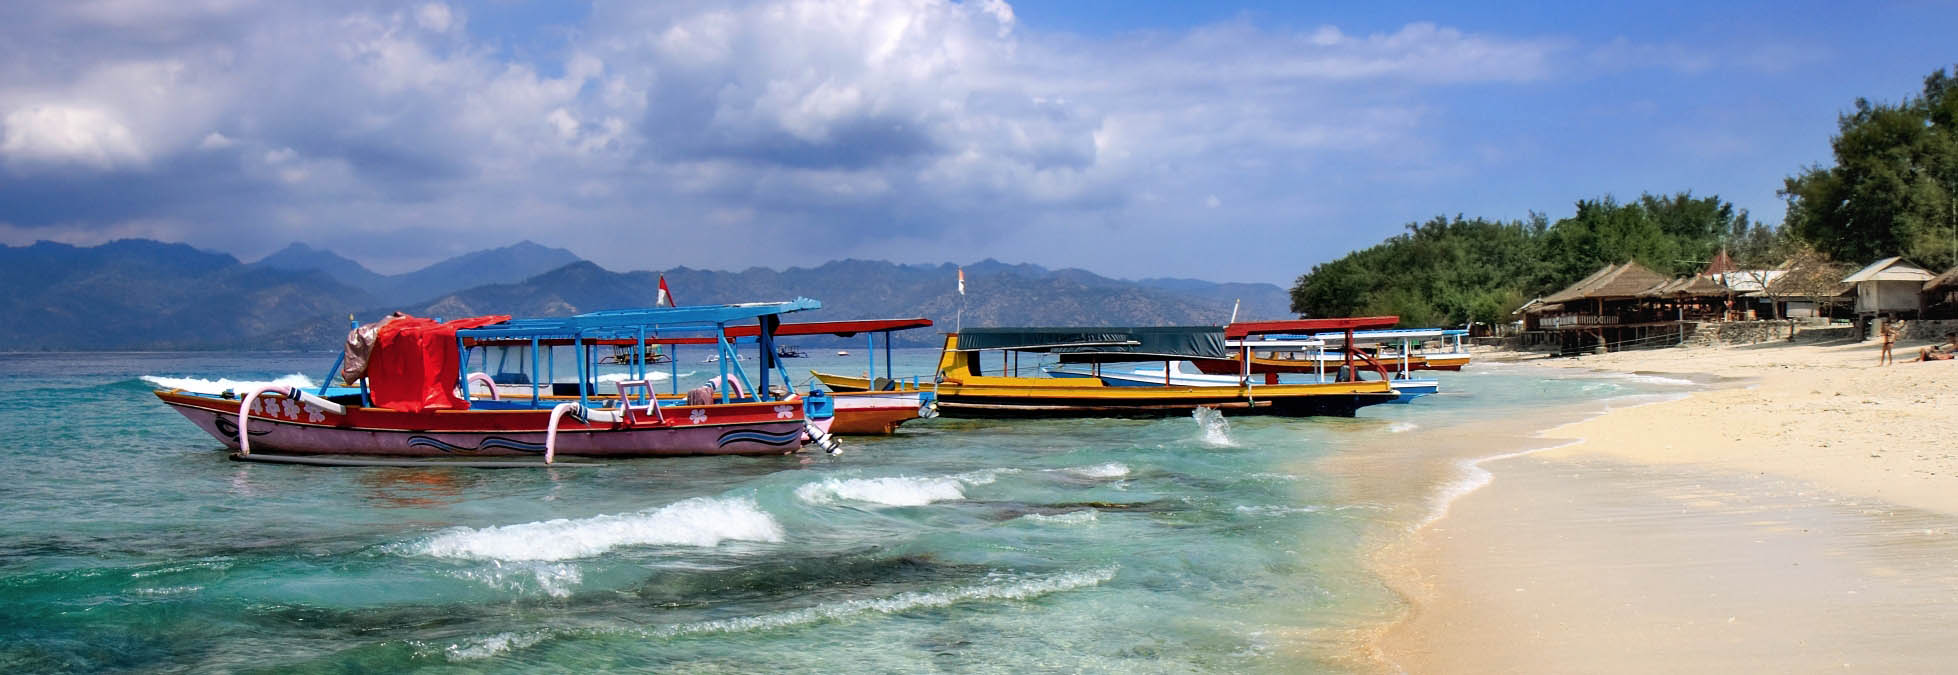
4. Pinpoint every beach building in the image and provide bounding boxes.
[1926,266,1958,318]
[1519,262,1729,353]
[1842,257,1934,319]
